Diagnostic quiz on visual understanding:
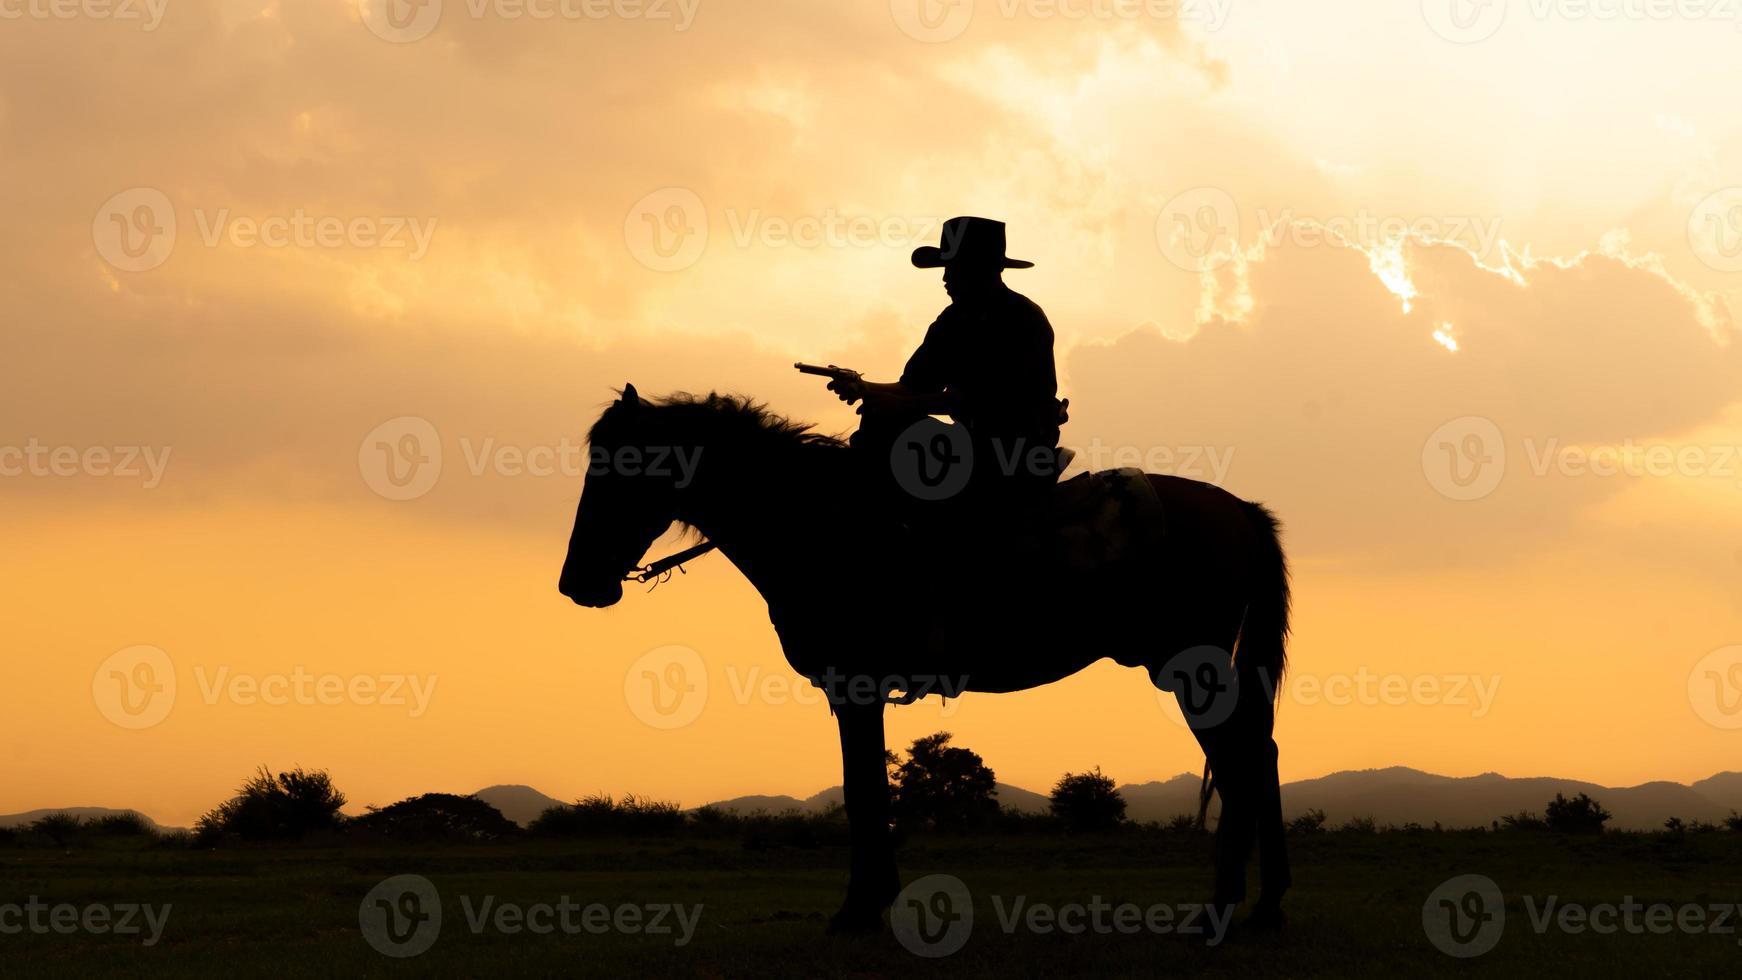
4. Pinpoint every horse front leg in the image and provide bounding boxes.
[828,695,899,934]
